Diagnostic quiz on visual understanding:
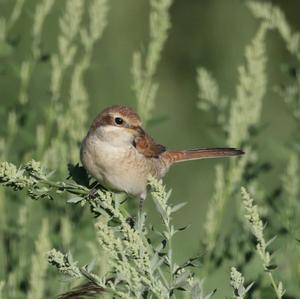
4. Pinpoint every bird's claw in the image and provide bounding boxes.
[86,183,105,200]
[87,188,98,199]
